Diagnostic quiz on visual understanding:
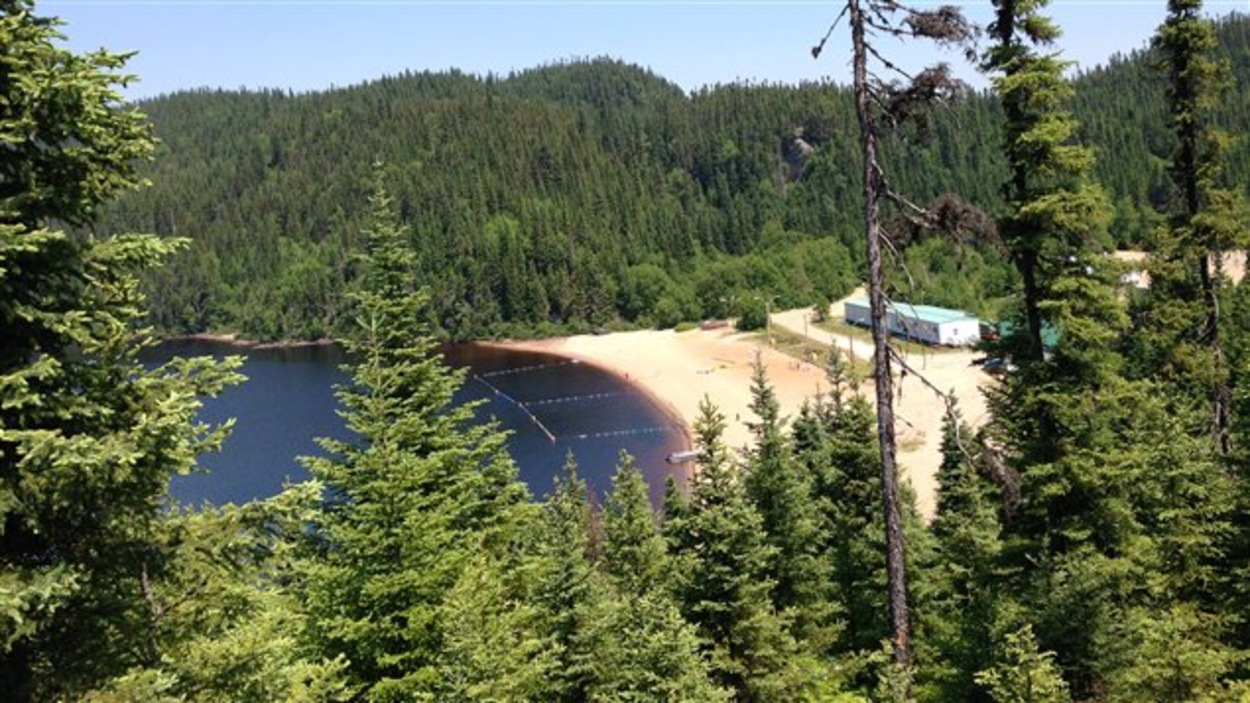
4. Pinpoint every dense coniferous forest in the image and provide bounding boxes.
[7,0,1250,700]
[99,14,1250,341]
